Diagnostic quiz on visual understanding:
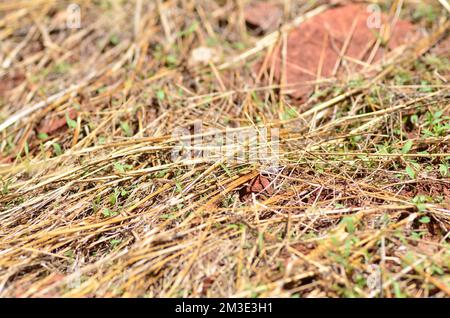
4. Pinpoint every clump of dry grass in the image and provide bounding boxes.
[0,0,449,297]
